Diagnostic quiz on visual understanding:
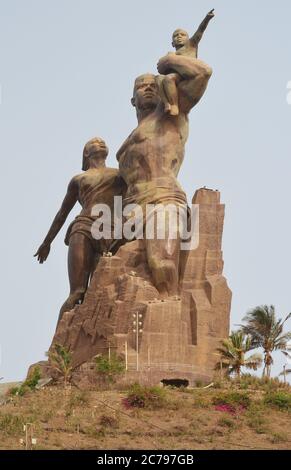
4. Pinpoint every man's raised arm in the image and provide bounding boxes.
[190,9,215,46]
[34,177,78,263]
